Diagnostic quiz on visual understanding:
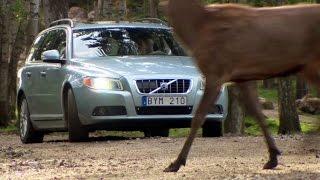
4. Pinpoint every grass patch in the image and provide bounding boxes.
[170,128,202,138]
[245,116,319,136]
[298,113,319,133]
[170,128,190,138]
[0,124,18,133]
[258,88,278,102]
[245,116,279,136]
[301,122,318,134]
